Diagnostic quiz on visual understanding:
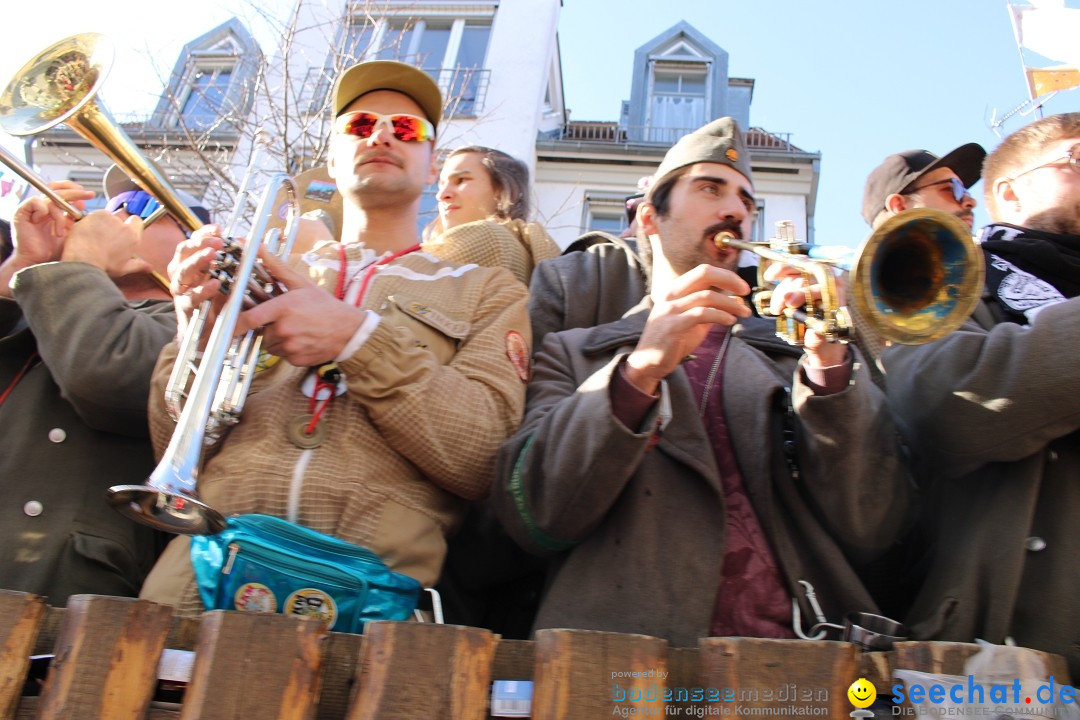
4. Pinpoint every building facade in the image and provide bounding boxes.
[25,1,819,248]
